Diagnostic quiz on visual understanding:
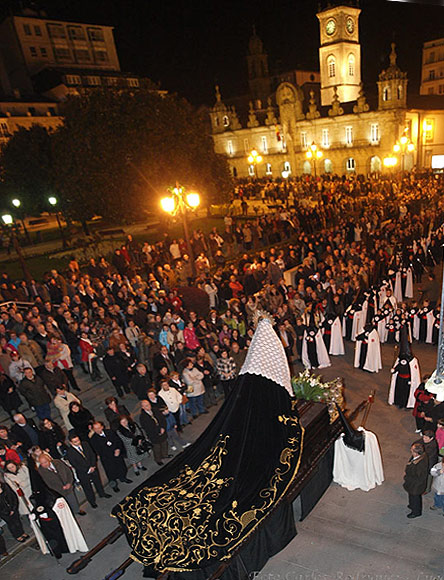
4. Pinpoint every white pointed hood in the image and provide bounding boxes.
[239,317,293,397]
